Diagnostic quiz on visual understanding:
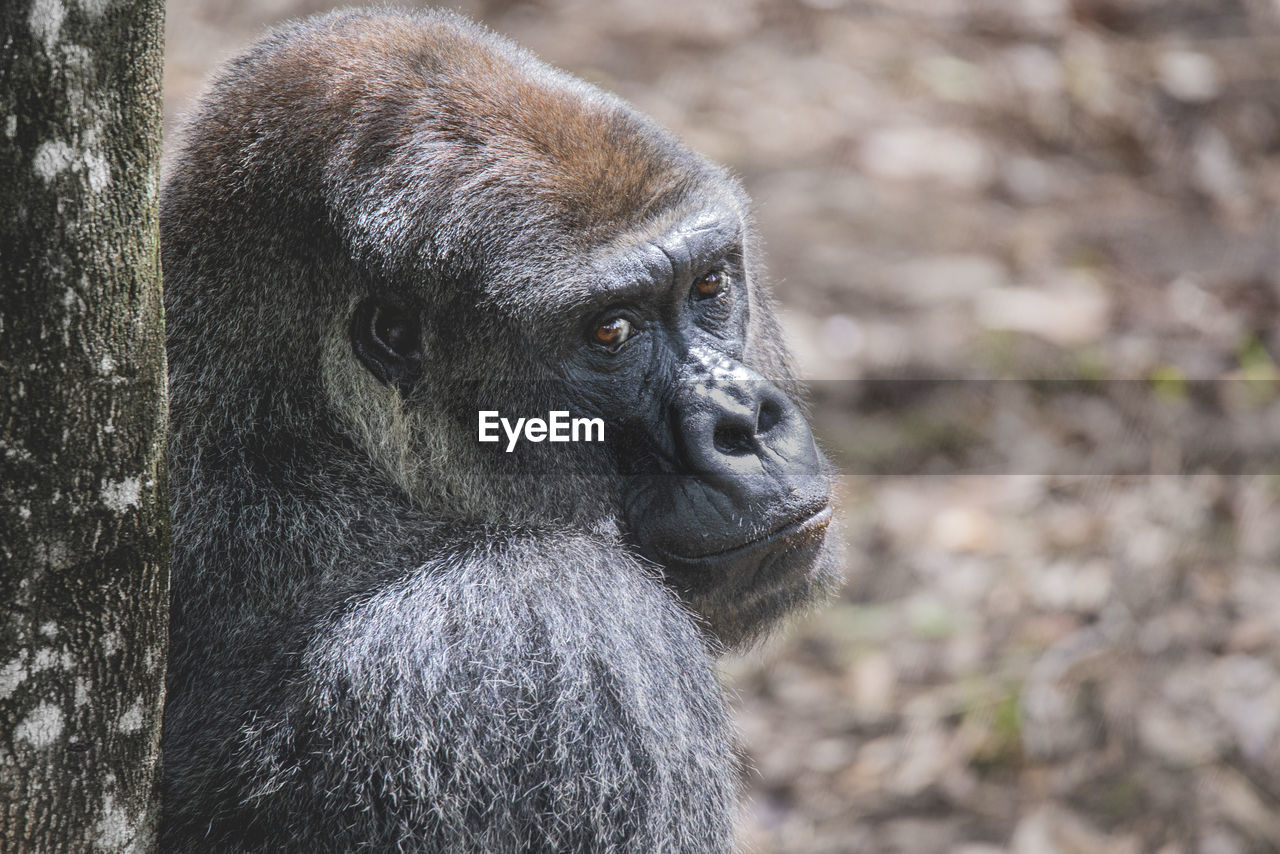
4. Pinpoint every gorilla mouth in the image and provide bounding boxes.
[661,503,833,569]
